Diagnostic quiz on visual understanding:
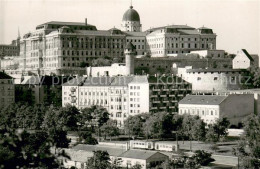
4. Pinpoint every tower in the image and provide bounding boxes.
[121,5,142,32]
[125,42,136,75]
